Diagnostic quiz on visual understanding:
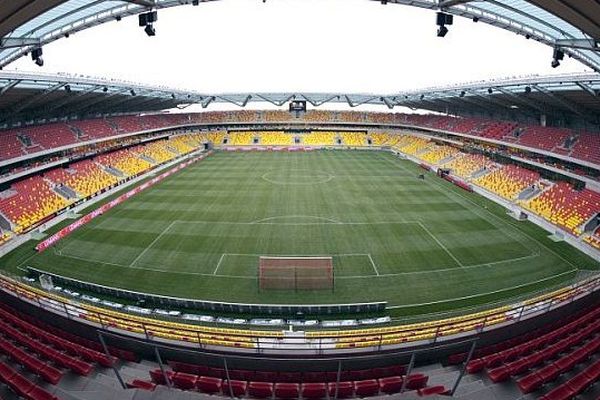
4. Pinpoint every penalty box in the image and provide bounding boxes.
[214,253,379,281]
